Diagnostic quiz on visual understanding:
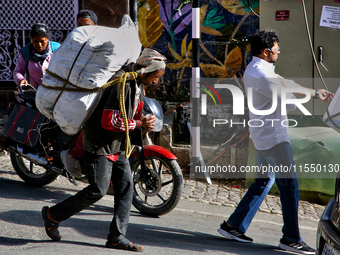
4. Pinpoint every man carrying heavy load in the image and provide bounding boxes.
[41,48,167,252]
